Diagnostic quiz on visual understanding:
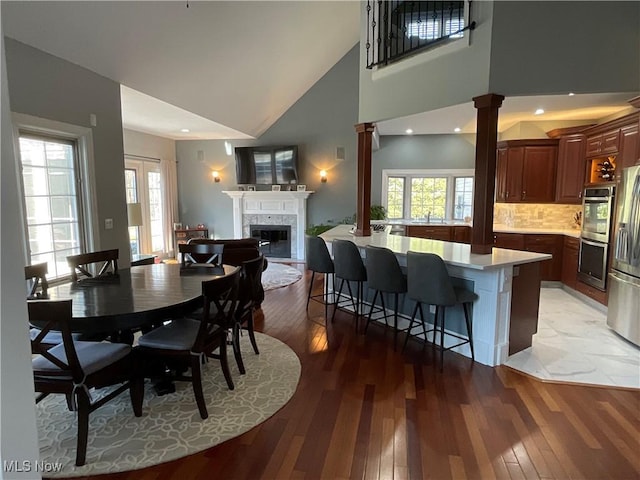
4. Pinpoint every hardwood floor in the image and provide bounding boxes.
[73,268,639,480]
